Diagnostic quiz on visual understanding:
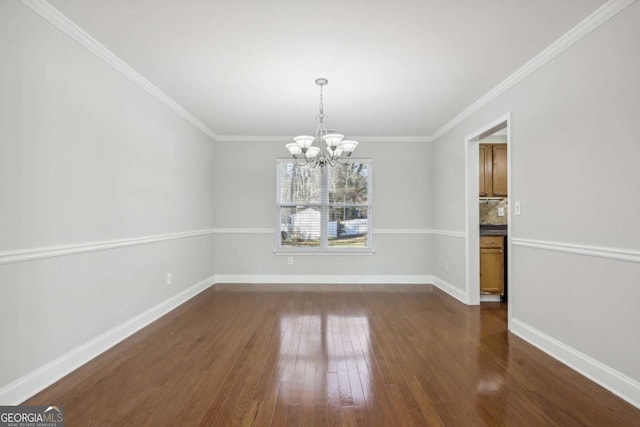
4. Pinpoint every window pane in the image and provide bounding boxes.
[279,206,321,247]
[279,163,322,204]
[327,163,369,204]
[328,207,369,248]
